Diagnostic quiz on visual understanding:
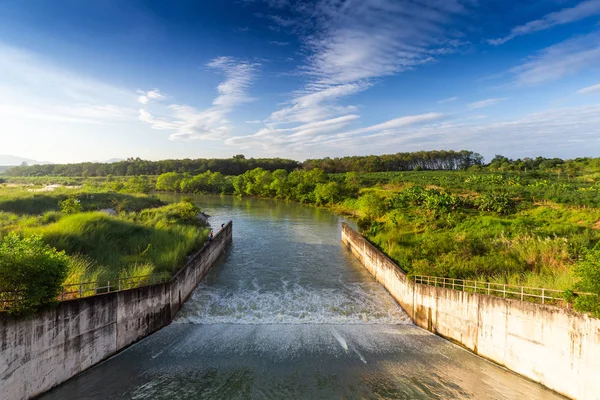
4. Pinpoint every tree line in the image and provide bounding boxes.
[303,150,484,172]
[4,155,301,177]
[5,150,600,178]
[5,150,484,177]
